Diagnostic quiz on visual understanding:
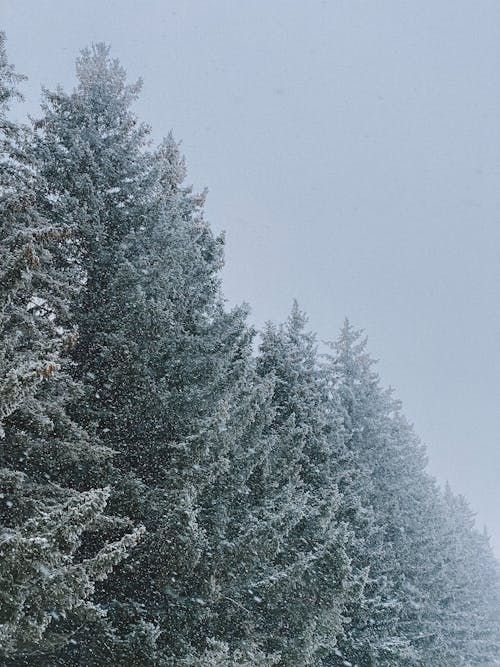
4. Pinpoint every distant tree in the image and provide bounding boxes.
[421,485,500,666]
[323,320,500,666]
